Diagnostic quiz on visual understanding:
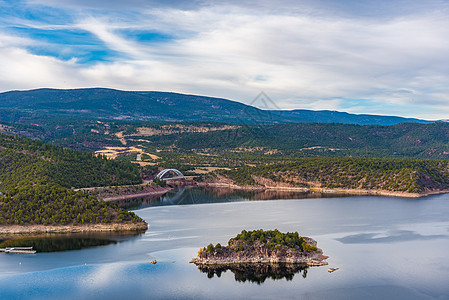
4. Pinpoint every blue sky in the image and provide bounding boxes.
[1,0,449,120]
